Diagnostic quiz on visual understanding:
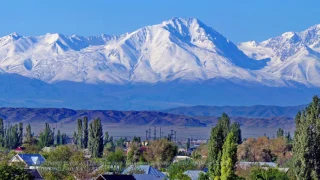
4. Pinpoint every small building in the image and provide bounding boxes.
[96,174,164,180]
[41,147,55,153]
[9,154,46,168]
[238,162,277,169]
[173,155,191,163]
[96,175,136,180]
[122,165,166,178]
[14,146,25,153]
[183,170,206,180]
